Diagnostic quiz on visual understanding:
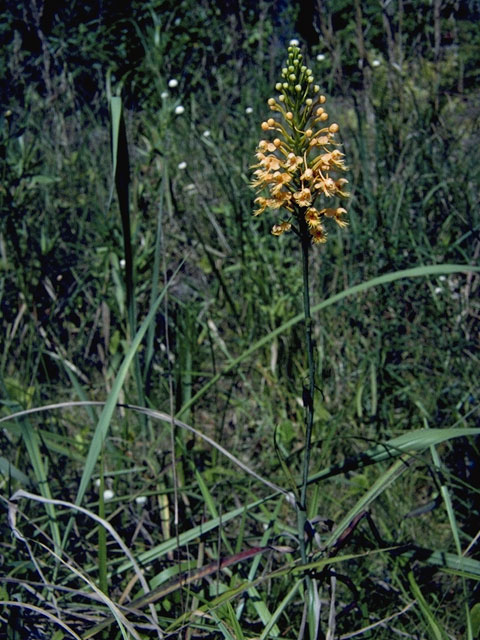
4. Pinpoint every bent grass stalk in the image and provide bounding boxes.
[251,43,350,637]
